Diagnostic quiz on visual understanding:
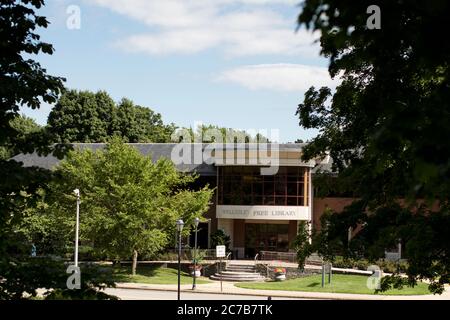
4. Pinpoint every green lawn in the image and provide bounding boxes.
[235,274,430,295]
[111,266,211,285]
